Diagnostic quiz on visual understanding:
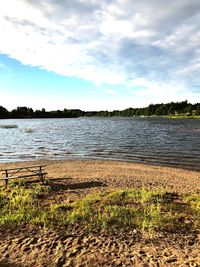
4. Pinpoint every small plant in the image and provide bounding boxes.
[99,205,136,229]
[9,180,26,187]
[52,203,73,212]
[0,192,6,207]
[141,203,162,235]
[31,184,51,199]
[31,210,49,227]
[185,193,200,228]
[67,195,100,227]
[102,190,128,205]
[185,193,200,212]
